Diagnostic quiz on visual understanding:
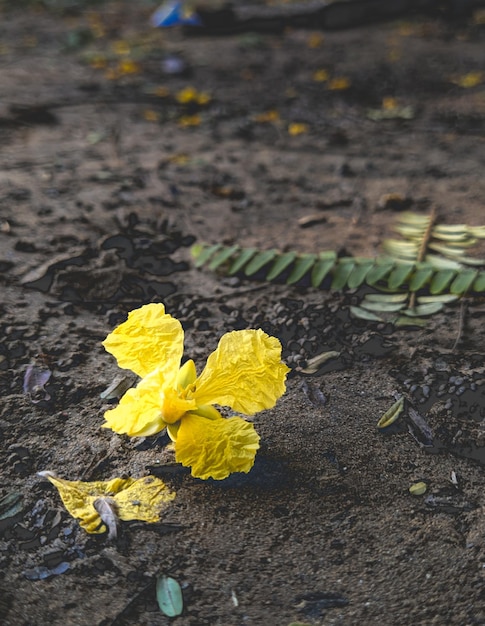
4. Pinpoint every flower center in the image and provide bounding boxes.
[160,387,197,424]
